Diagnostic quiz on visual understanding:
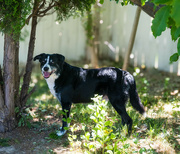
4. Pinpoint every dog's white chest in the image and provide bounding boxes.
[45,74,58,97]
